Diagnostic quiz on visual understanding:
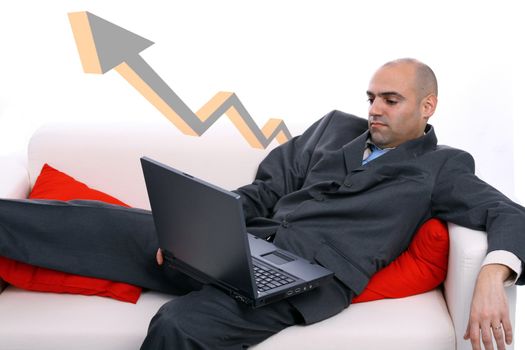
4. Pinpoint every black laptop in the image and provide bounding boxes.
[141,157,334,308]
